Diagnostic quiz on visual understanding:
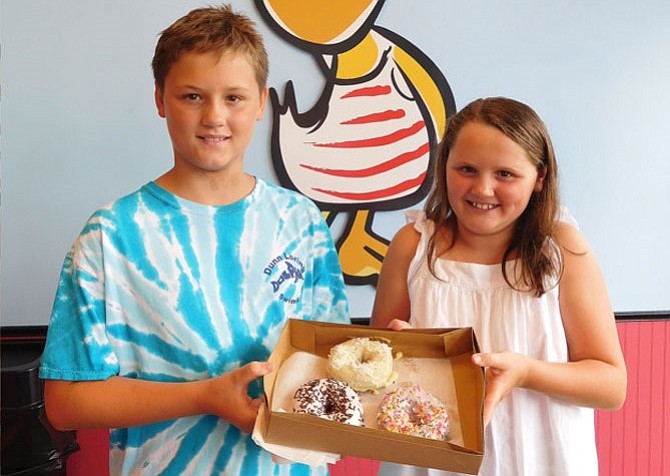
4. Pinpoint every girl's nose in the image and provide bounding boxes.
[472,175,495,196]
